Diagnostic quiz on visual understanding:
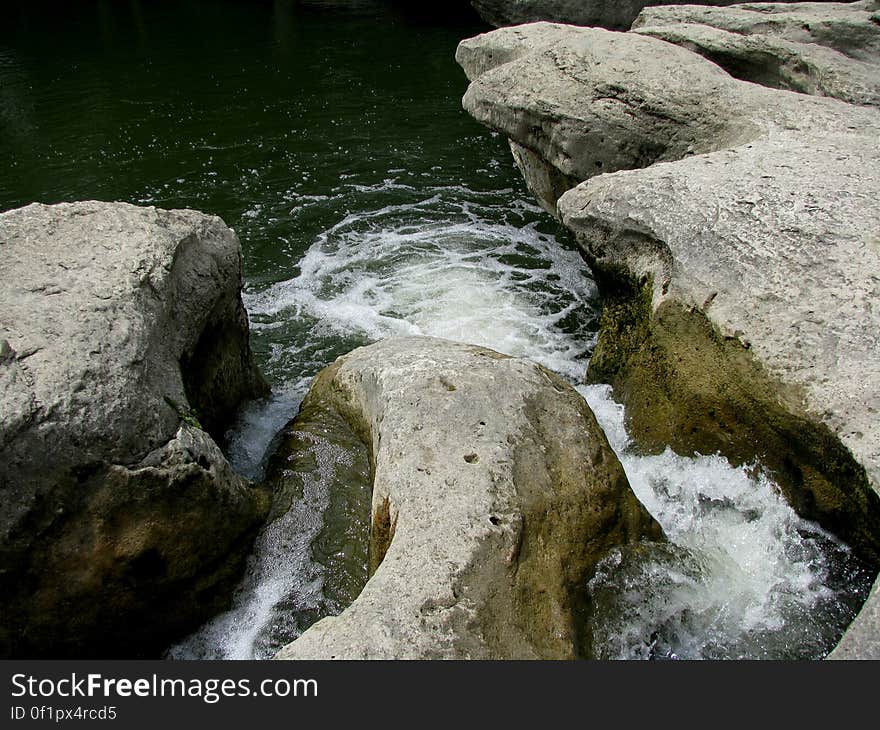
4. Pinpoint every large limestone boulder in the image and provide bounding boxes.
[470,0,802,30]
[457,23,758,213]
[633,1,880,107]
[275,337,661,659]
[457,21,880,655]
[0,201,270,657]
